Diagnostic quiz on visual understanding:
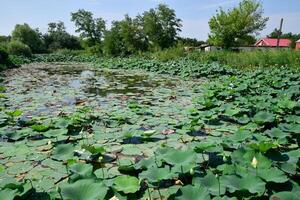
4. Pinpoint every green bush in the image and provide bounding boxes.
[0,48,9,64]
[7,41,32,57]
